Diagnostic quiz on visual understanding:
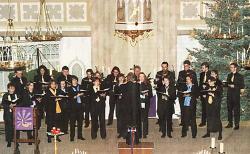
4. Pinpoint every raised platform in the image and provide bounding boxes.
[118,142,154,154]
